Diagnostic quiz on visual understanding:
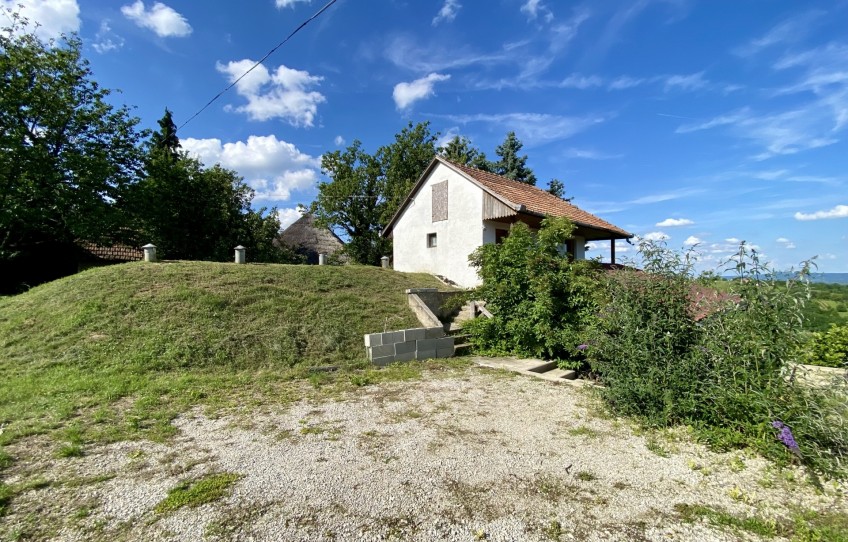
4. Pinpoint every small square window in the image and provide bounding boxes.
[427,233,438,248]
